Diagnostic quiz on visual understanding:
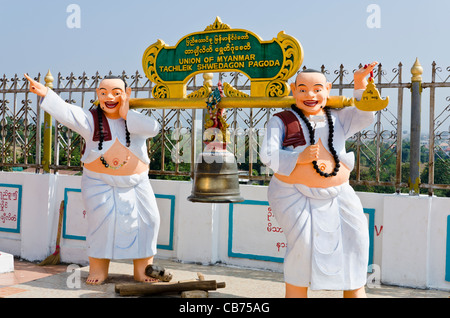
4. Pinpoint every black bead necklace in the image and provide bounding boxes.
[290,105,340,178]
[97,107,131,169]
